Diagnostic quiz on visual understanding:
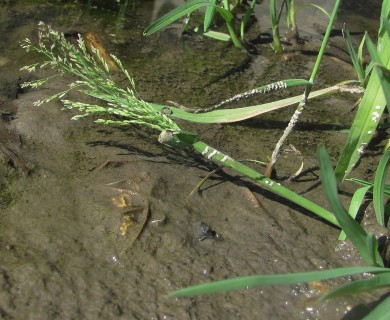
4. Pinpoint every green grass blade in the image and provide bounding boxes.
[320,271,390,301]
[368,19,390,112]
[270,0,283,52]
[347,178,390,197]
[144,0,232,36]
[358,32,367,62]
[169,267,386,297]
[298,4,330,20]
[363,295,390,320]
[154,81,354,124]
[193,27,231,41]
[338,185,372,240]
[366,35,383,65]
[204,0,217,32]
[357,32,369,85]
[240,0,256,39]
[317,146,383,266]
[366,234,384,267]
[380,0,390,33]
[373,148,390,225]
[334,68,388,182]
[335,1,390,182]
[343,27,365,86]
